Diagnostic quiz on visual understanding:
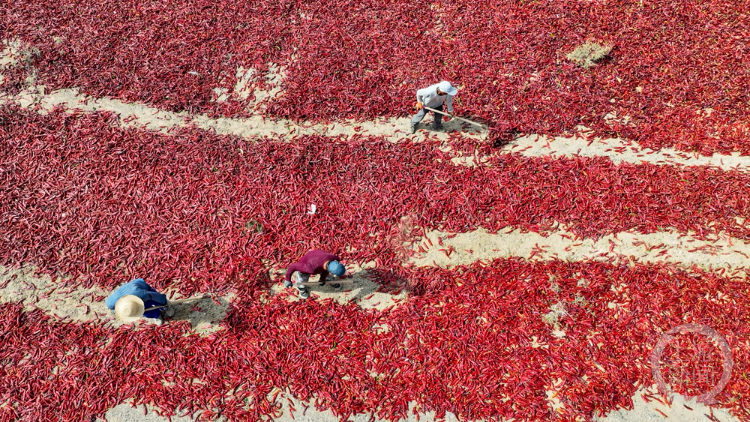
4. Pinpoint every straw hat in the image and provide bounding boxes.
[114,295,145,322]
